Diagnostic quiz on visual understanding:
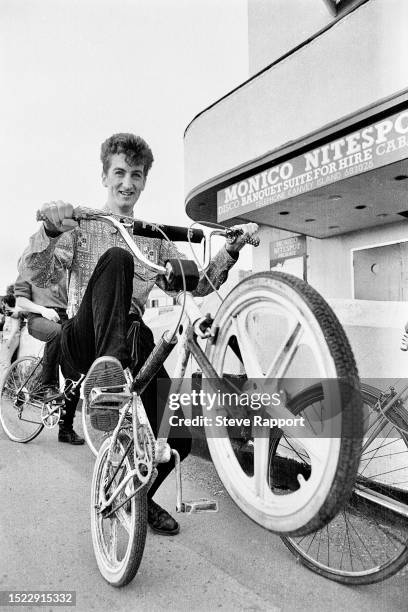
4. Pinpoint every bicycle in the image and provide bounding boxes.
[46,207,363,587]
[279,379,408,584]
[0,350,83,443]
